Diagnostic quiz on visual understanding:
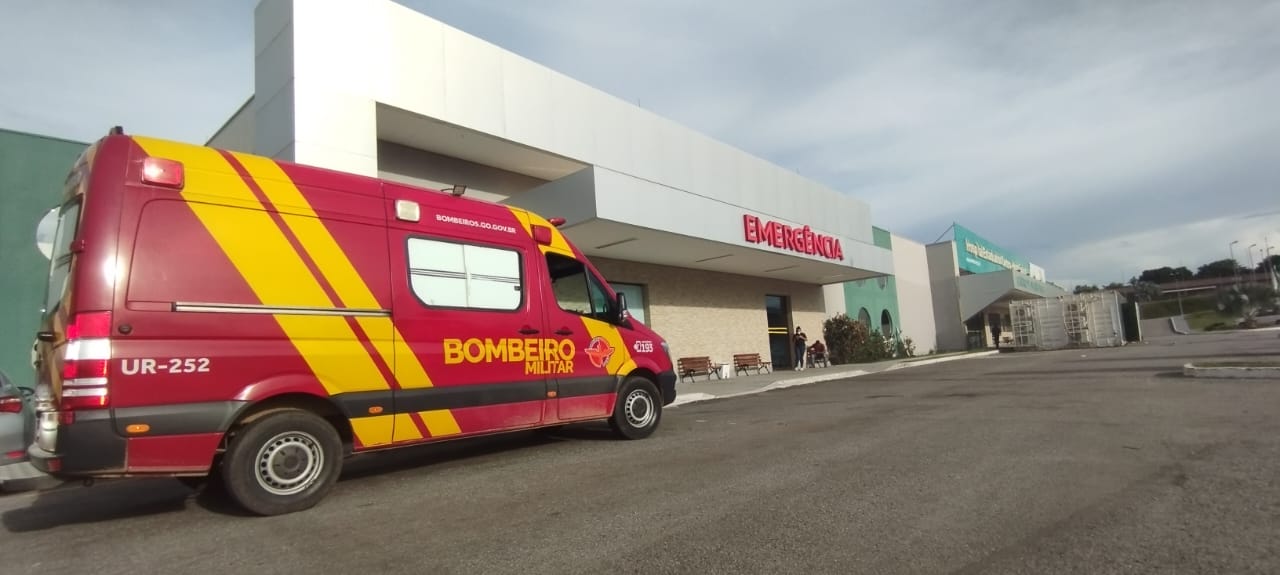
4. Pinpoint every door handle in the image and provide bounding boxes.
[519,326,540,335]
[554,327,574,336]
